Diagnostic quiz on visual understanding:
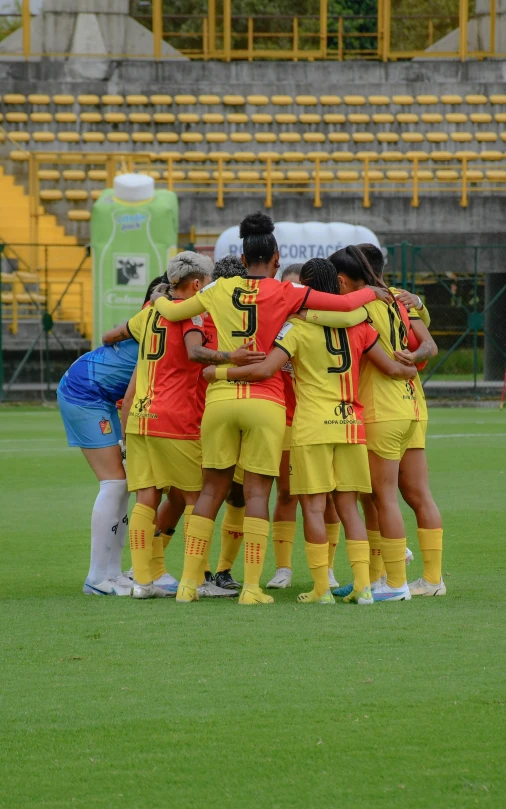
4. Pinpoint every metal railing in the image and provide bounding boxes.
[4,0,502,62]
